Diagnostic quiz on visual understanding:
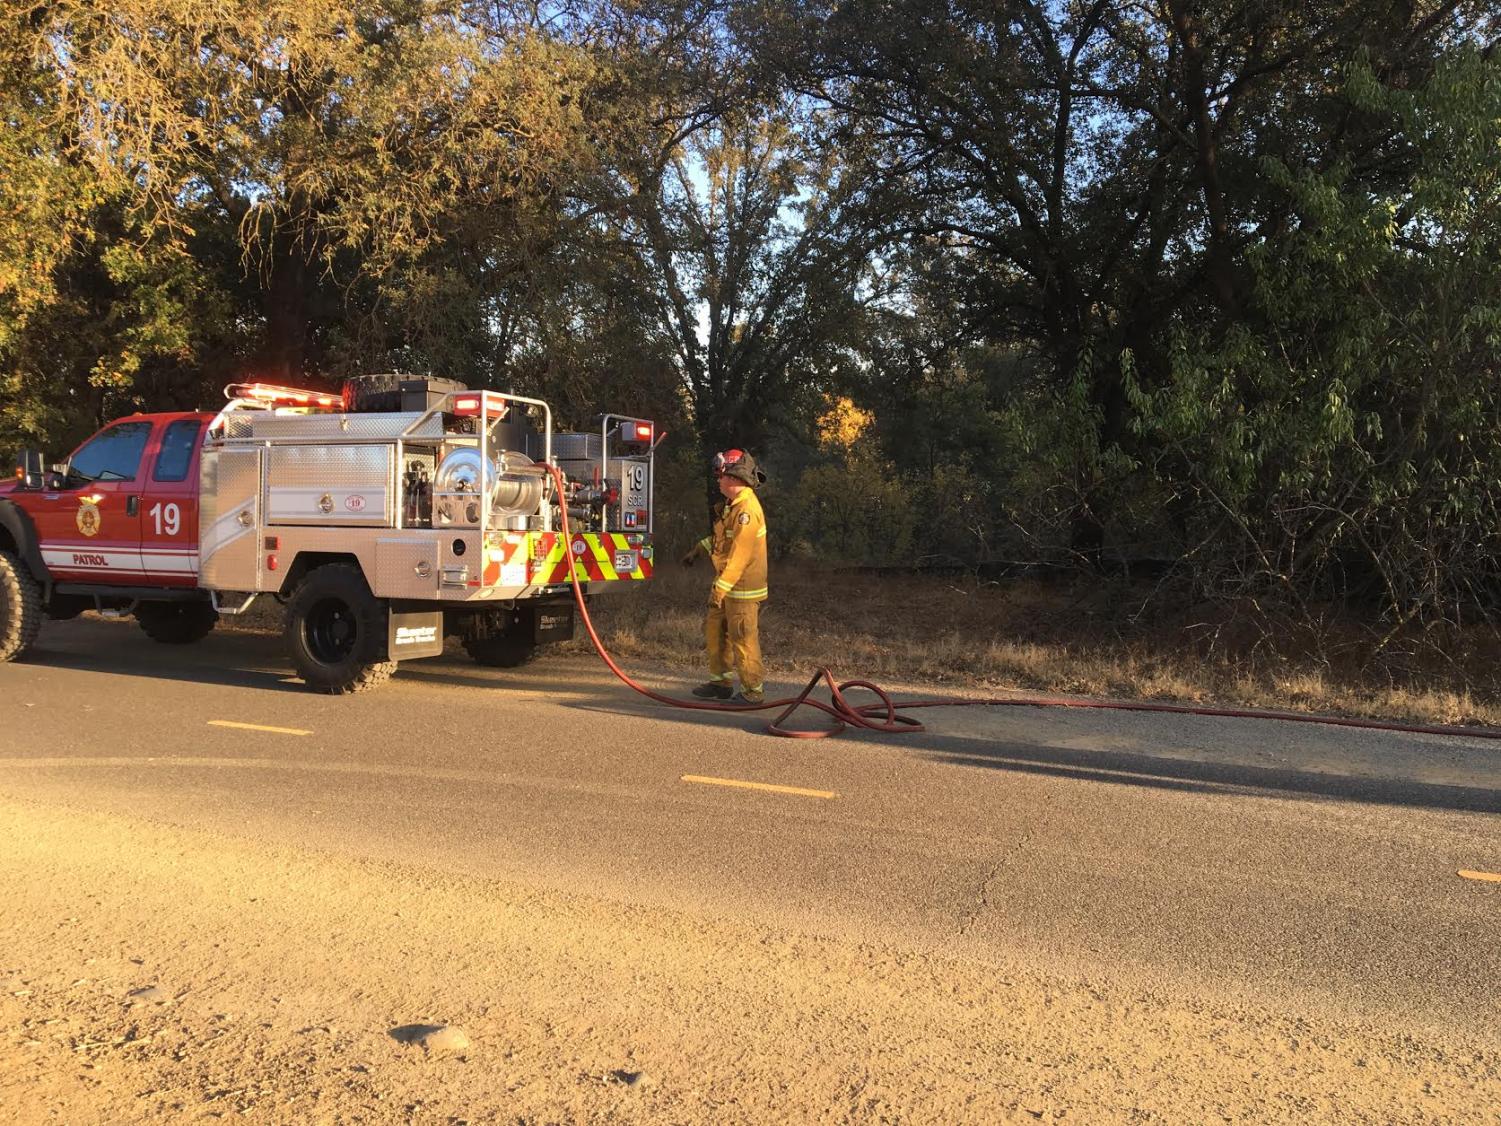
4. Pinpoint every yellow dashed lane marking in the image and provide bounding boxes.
[681,774,836,800]
[1458,869,1501,883]
[207,720,312,737]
